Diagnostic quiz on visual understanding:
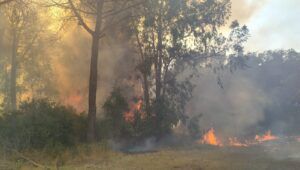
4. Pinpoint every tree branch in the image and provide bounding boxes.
[68,0,94,35]
[46,0,96,15]
[102,0,145,18]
